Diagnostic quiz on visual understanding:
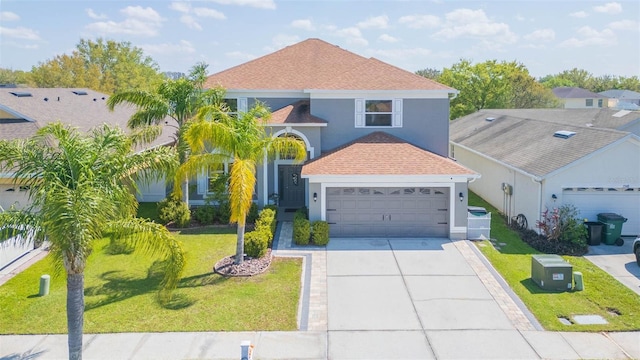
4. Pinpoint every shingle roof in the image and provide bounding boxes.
[205,38,454,92]
[599,89,640,100]
[450,109,632,177]
[267,100,327,125]
[301,132,476,176]
[0,88,174,147]
[552,87,606,99]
